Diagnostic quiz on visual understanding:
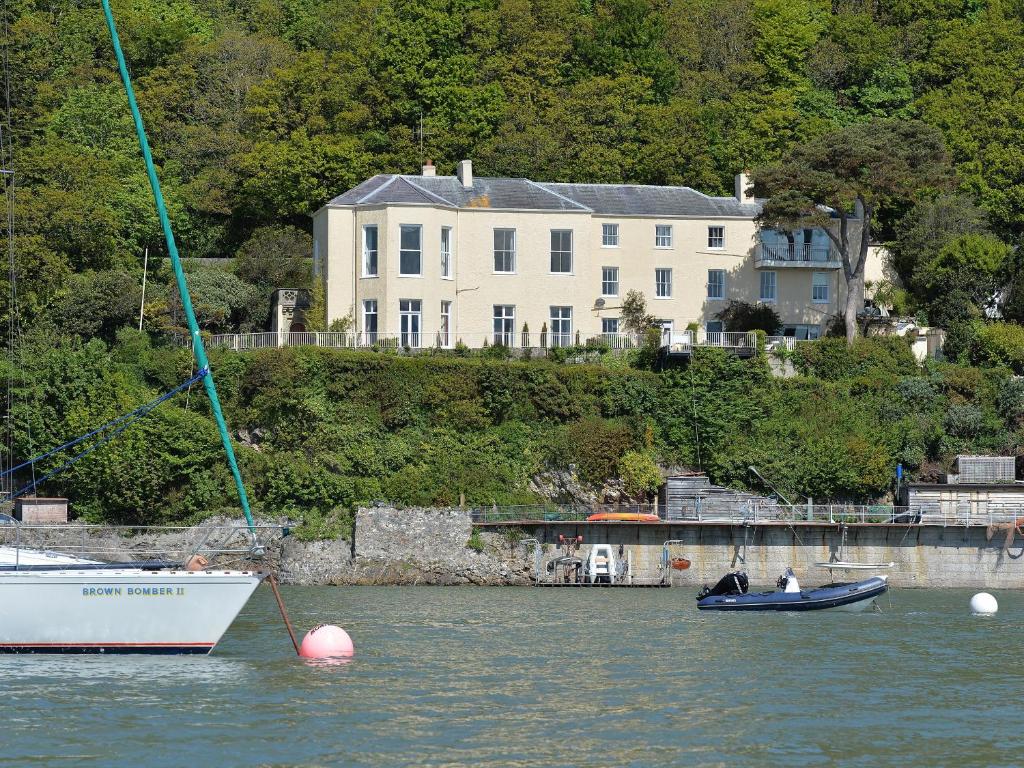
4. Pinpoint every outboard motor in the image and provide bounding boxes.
[696,571,749,600]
